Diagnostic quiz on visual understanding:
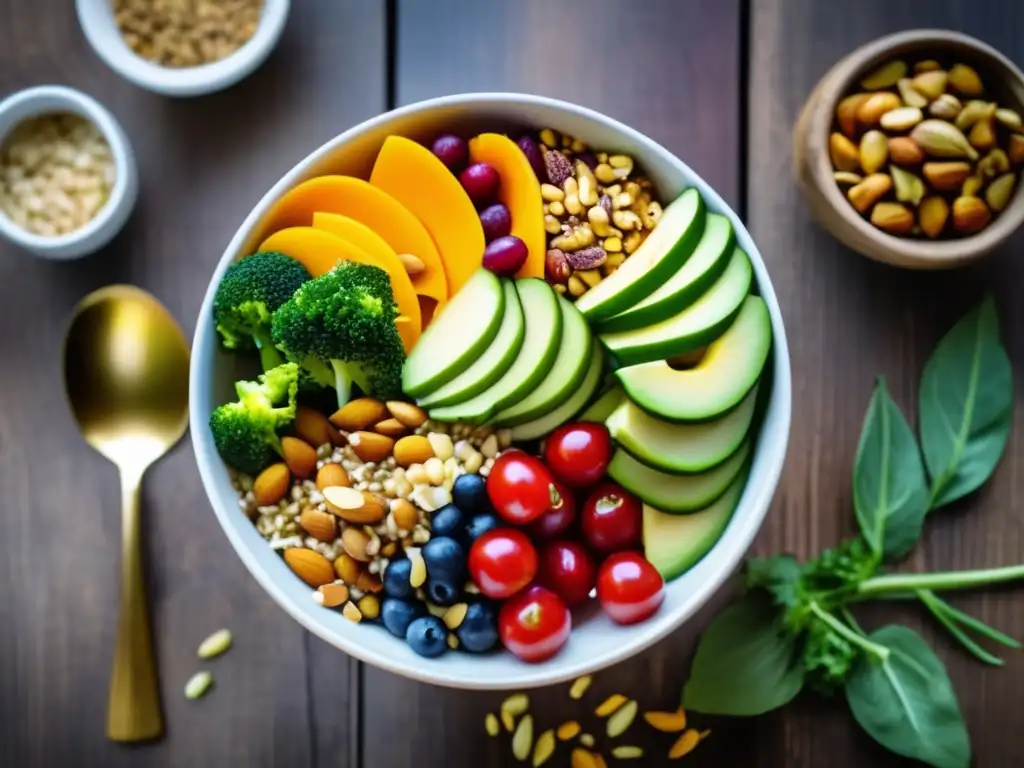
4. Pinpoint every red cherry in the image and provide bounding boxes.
[581,483,642,554]
[460,162,500,206]
[537,540,597,607]
[468,528,538,599]
[482,235,528,277]
[596,551,665,625]
[527,480,577,540]
[486,451,559,524]
[543,422,612,488]
[431,133,468,172]
[499,585,572,663]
